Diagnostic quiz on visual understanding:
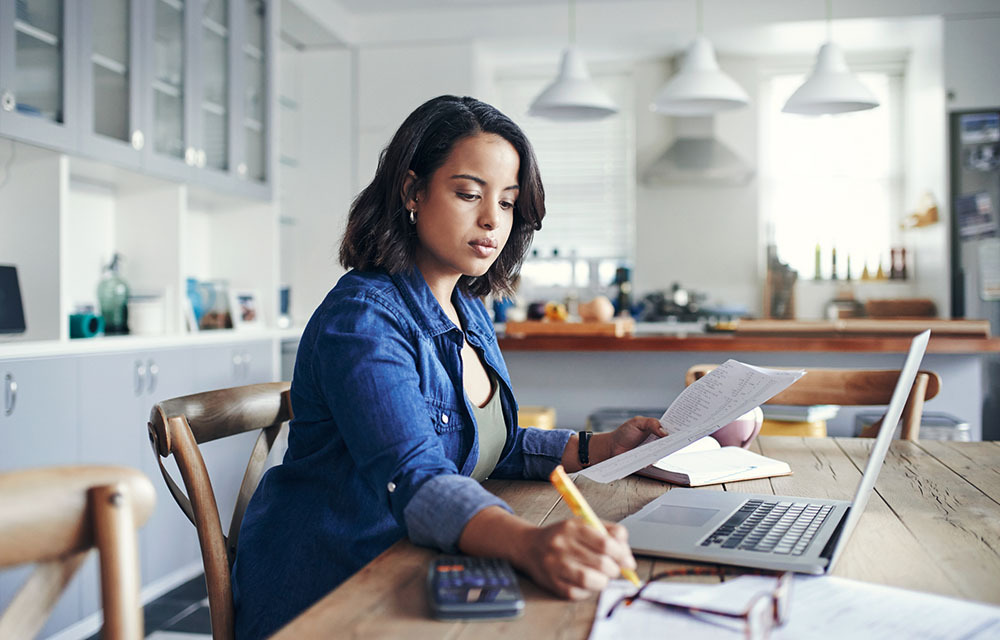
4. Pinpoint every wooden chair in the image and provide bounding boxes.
[685,365,941,441]
[0,465,155,640]
[147,381,292,640]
